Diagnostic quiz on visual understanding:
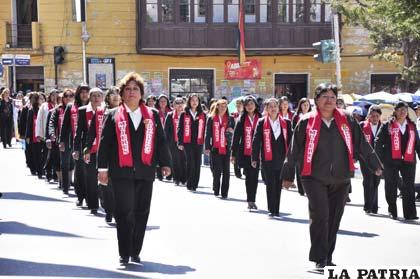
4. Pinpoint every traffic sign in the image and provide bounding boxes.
[2,54,14,65]
[15,54,31,65]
